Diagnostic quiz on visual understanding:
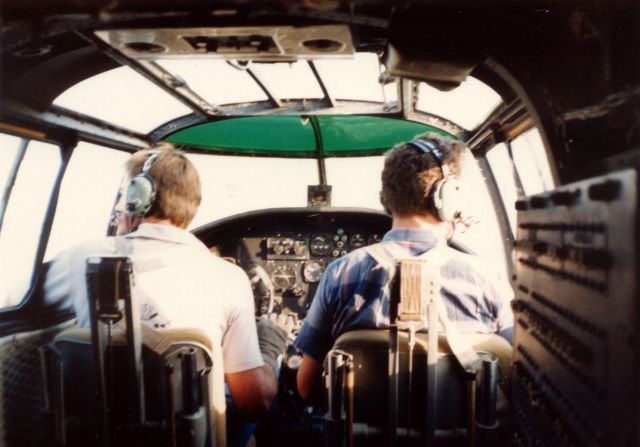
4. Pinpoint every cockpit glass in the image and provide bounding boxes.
[187,154,318,228]
[416,77,502,129]
[247,61,325,100]
[486,142,519,235]
[312,53,389,102]
[157,60,268,105]
[45,142,129,260]
[510,128,556,195]
[0,141,62,307]
[53,66,192,133]
[325,156,385,210]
